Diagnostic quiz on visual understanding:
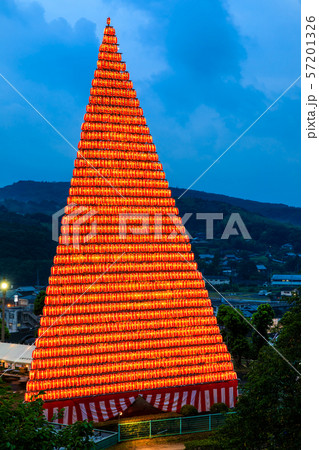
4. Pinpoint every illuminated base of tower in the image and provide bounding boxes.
[43,380,238,424]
